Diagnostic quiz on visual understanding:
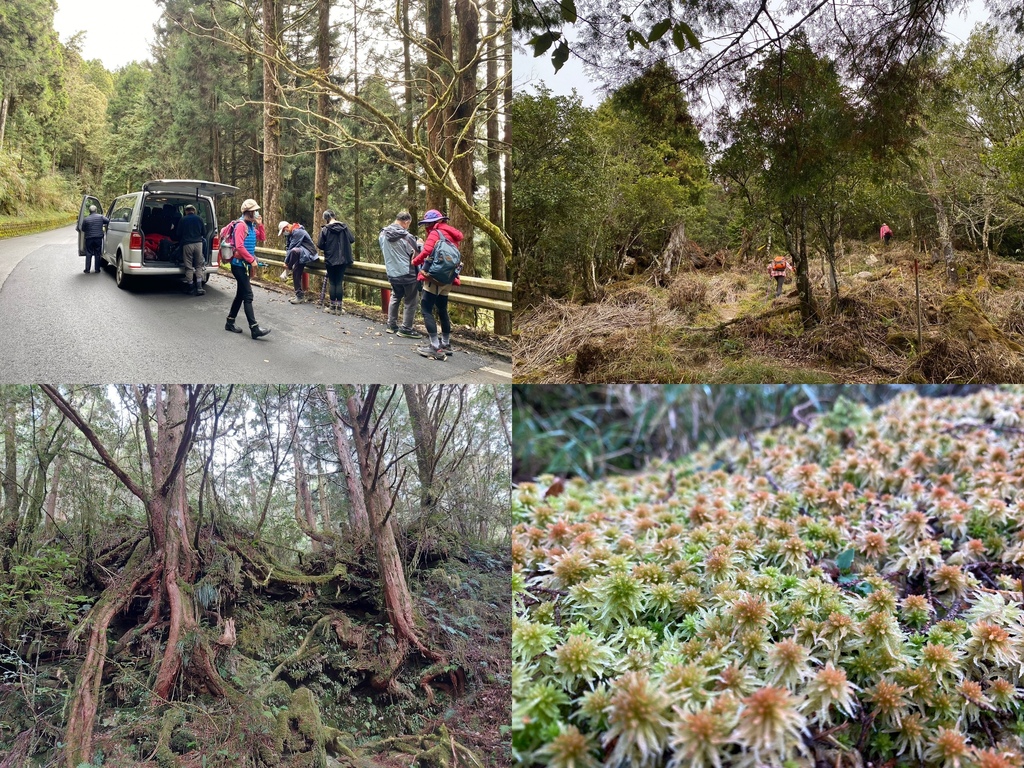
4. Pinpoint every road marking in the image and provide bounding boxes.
[480,366,512,379]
